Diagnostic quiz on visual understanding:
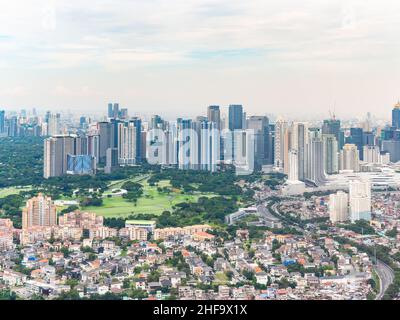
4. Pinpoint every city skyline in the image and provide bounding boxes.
[1,0,400,118]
